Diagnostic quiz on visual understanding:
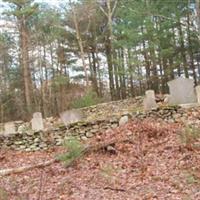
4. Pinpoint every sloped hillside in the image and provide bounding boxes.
[1,119,200,200]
